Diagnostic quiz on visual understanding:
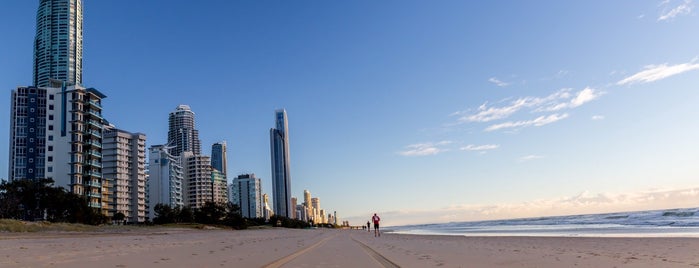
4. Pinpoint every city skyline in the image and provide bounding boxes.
[2,1,698,226]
